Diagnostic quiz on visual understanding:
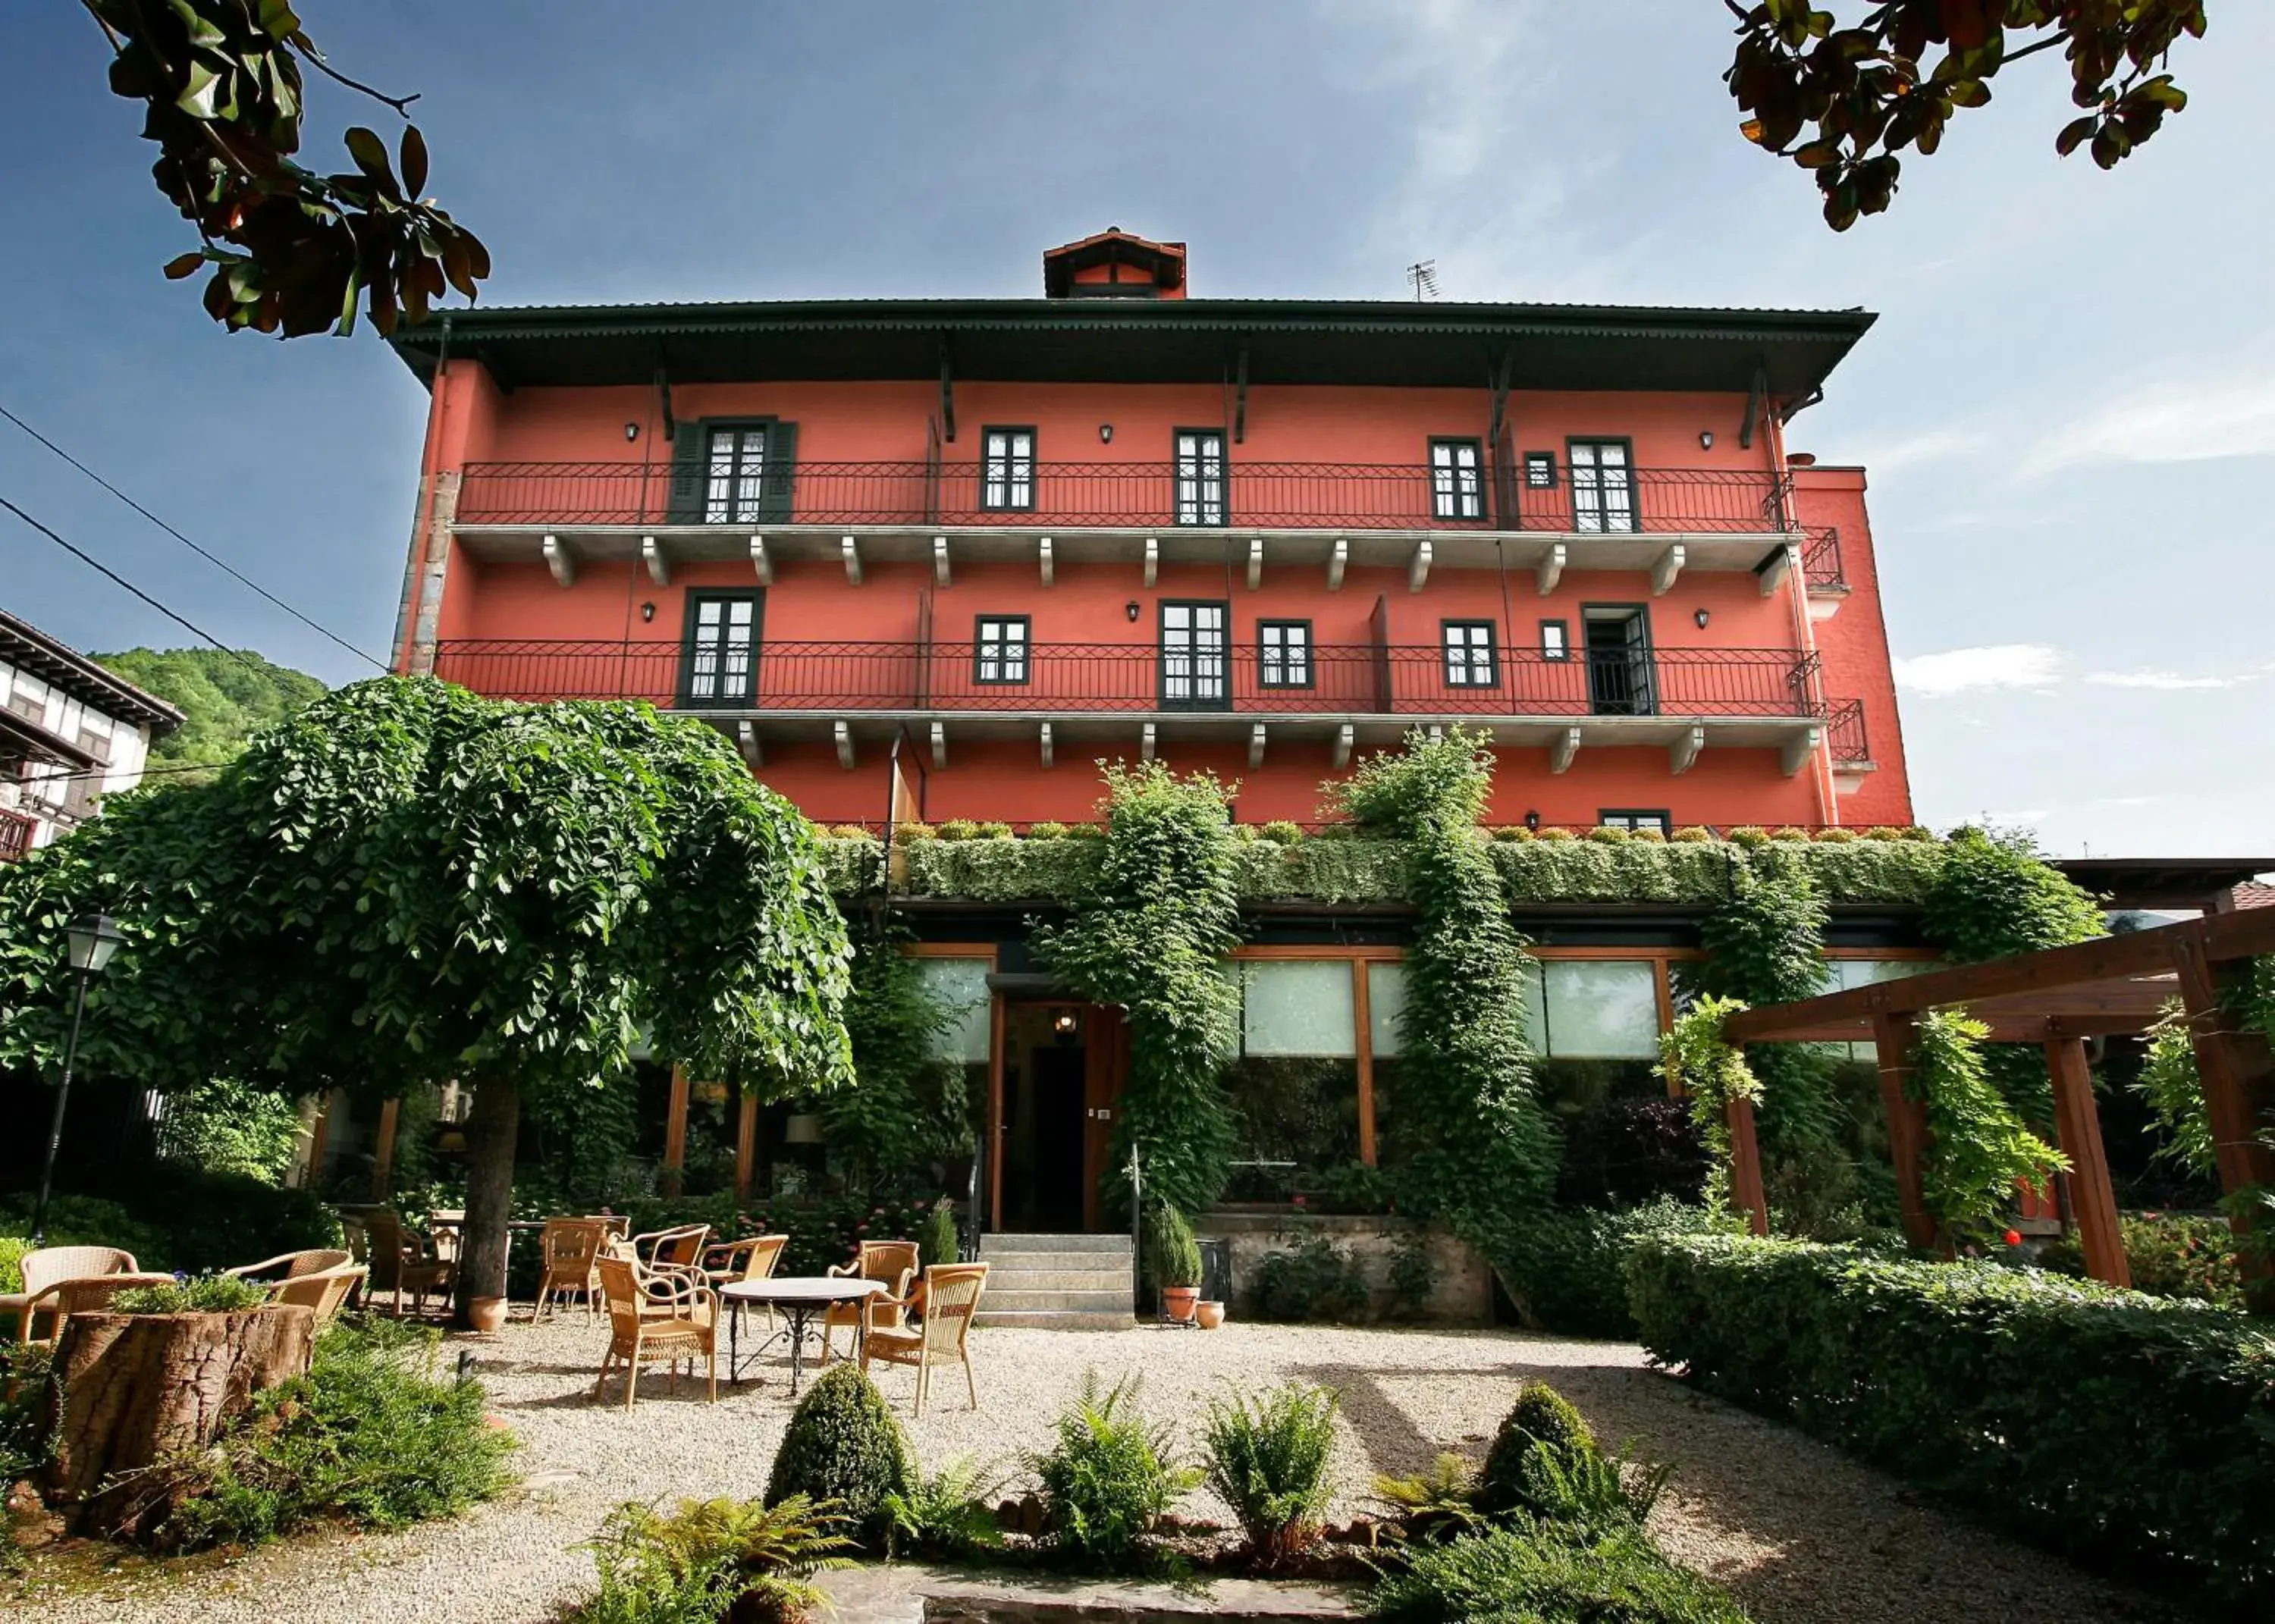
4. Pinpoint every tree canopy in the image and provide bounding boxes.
[94,647,327,784]
[0,676,853,1316]
[1727,2,2208,228]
